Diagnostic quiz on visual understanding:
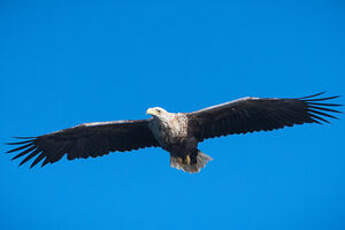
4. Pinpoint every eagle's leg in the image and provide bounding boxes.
[169,149,213,173]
